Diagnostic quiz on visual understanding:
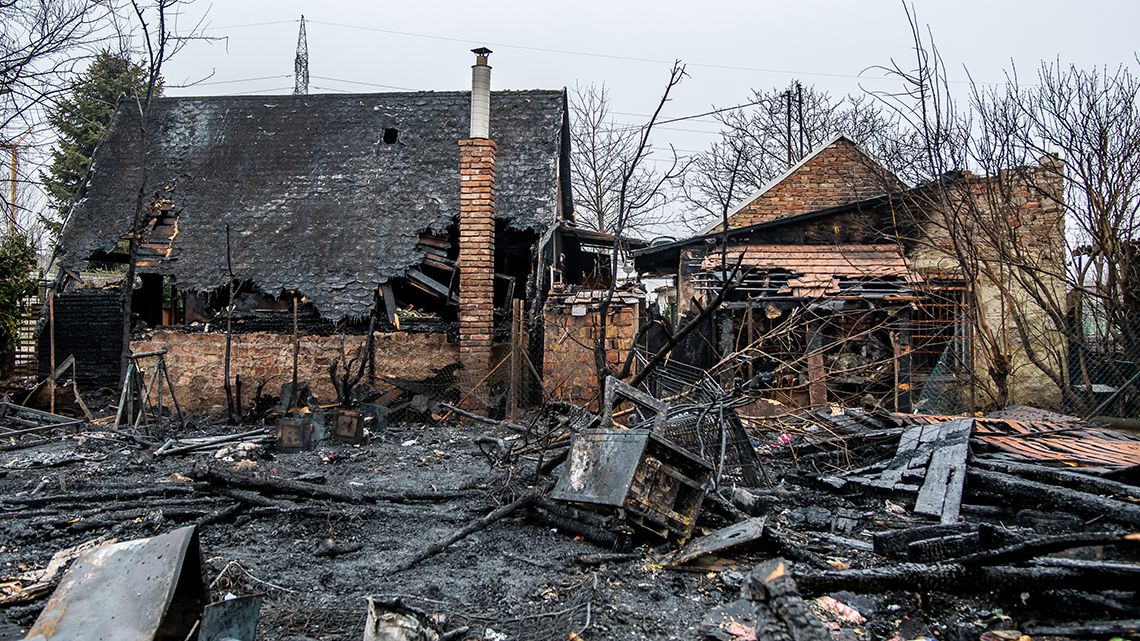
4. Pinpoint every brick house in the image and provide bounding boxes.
[43,50,620,412]
[635,135,1065,413]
